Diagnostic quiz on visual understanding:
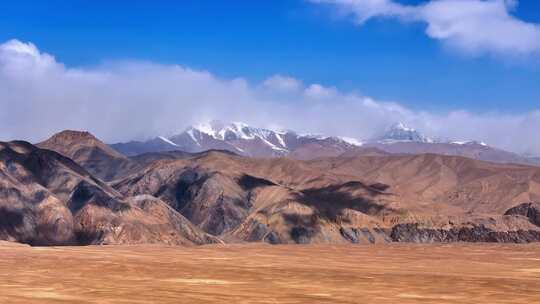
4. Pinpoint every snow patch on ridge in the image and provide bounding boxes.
[158,136,179,147]
[186,129,201,146]
[193,122,219,138]
[337,137,363,146]
[275,133,286,148]
[451,141,488,147]
[301,133,362,146]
